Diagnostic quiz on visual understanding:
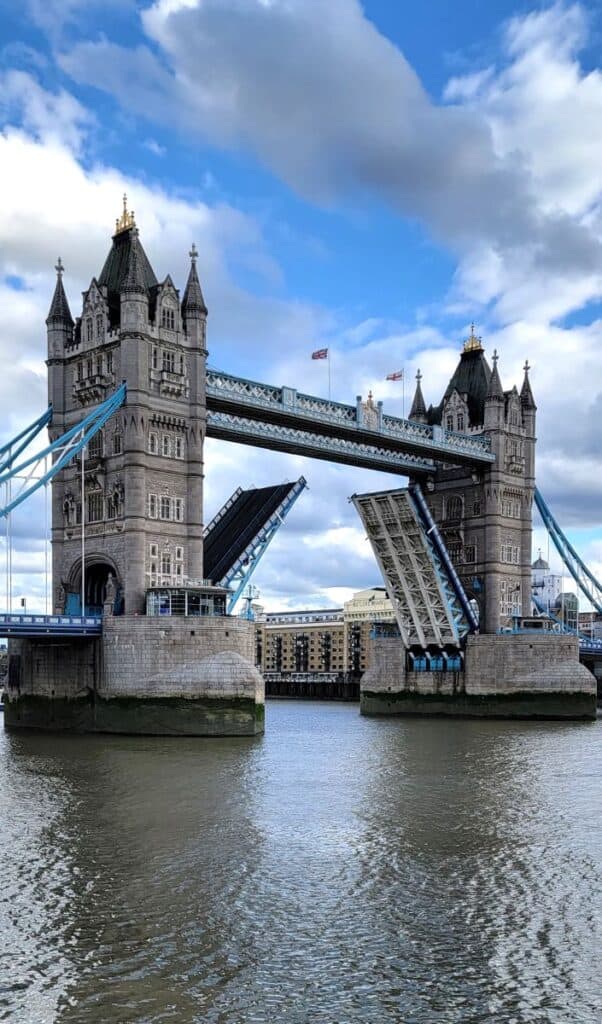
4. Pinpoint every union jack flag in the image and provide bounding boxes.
[311,348,329,360]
